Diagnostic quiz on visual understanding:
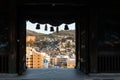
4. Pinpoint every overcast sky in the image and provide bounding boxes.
[26,21,75,34]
